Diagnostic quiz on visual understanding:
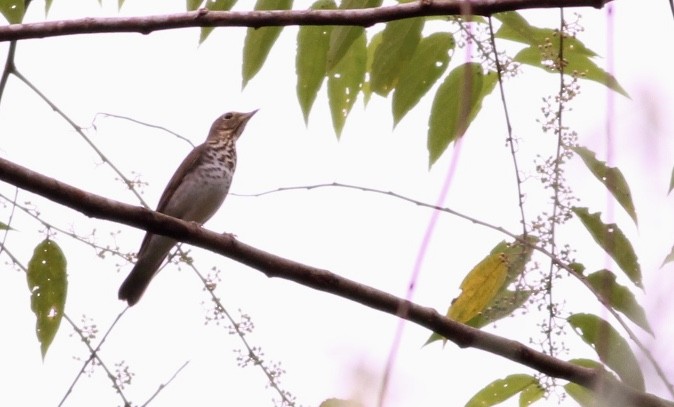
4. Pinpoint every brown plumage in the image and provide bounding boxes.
[118,110,257,306]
